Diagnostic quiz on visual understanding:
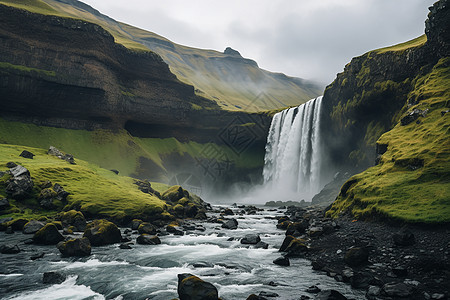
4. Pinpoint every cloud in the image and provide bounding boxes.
[81,0,435,84]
